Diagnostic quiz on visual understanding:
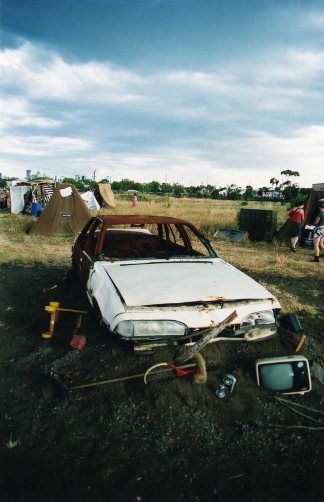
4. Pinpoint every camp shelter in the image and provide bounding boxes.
[276,190,324,246]
[10,179,55,214]
[81,191,100,211]
[10,185,31,214]
[10,180,55,214]
[29,183,91,236]
[98,183,116,207]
